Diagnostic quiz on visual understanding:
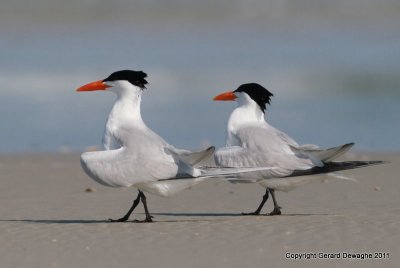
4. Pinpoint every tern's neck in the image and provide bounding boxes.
[108,92,145,129]
[228,103,265,129]
[226,103,265,146]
